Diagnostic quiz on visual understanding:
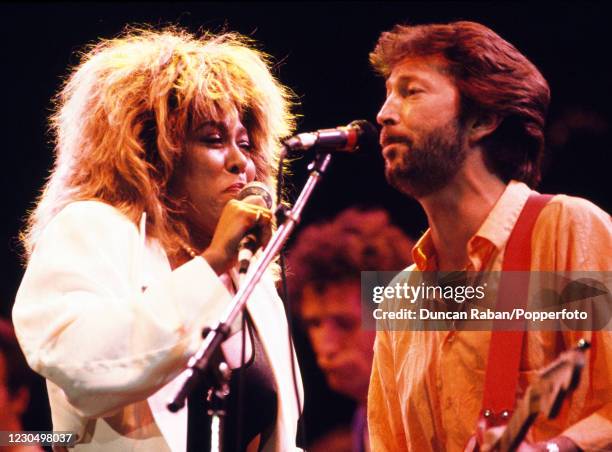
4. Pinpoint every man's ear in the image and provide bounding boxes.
[467,113,502,146]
